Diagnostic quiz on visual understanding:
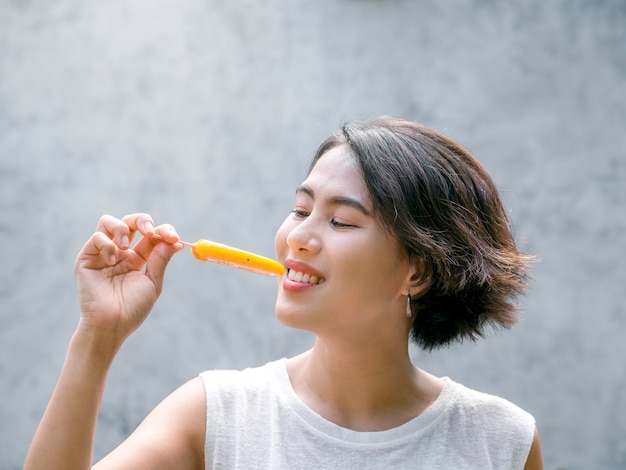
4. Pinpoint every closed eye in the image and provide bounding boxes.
[331,219,356,228]
[292,210,356,228]
[291,209,310,219]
